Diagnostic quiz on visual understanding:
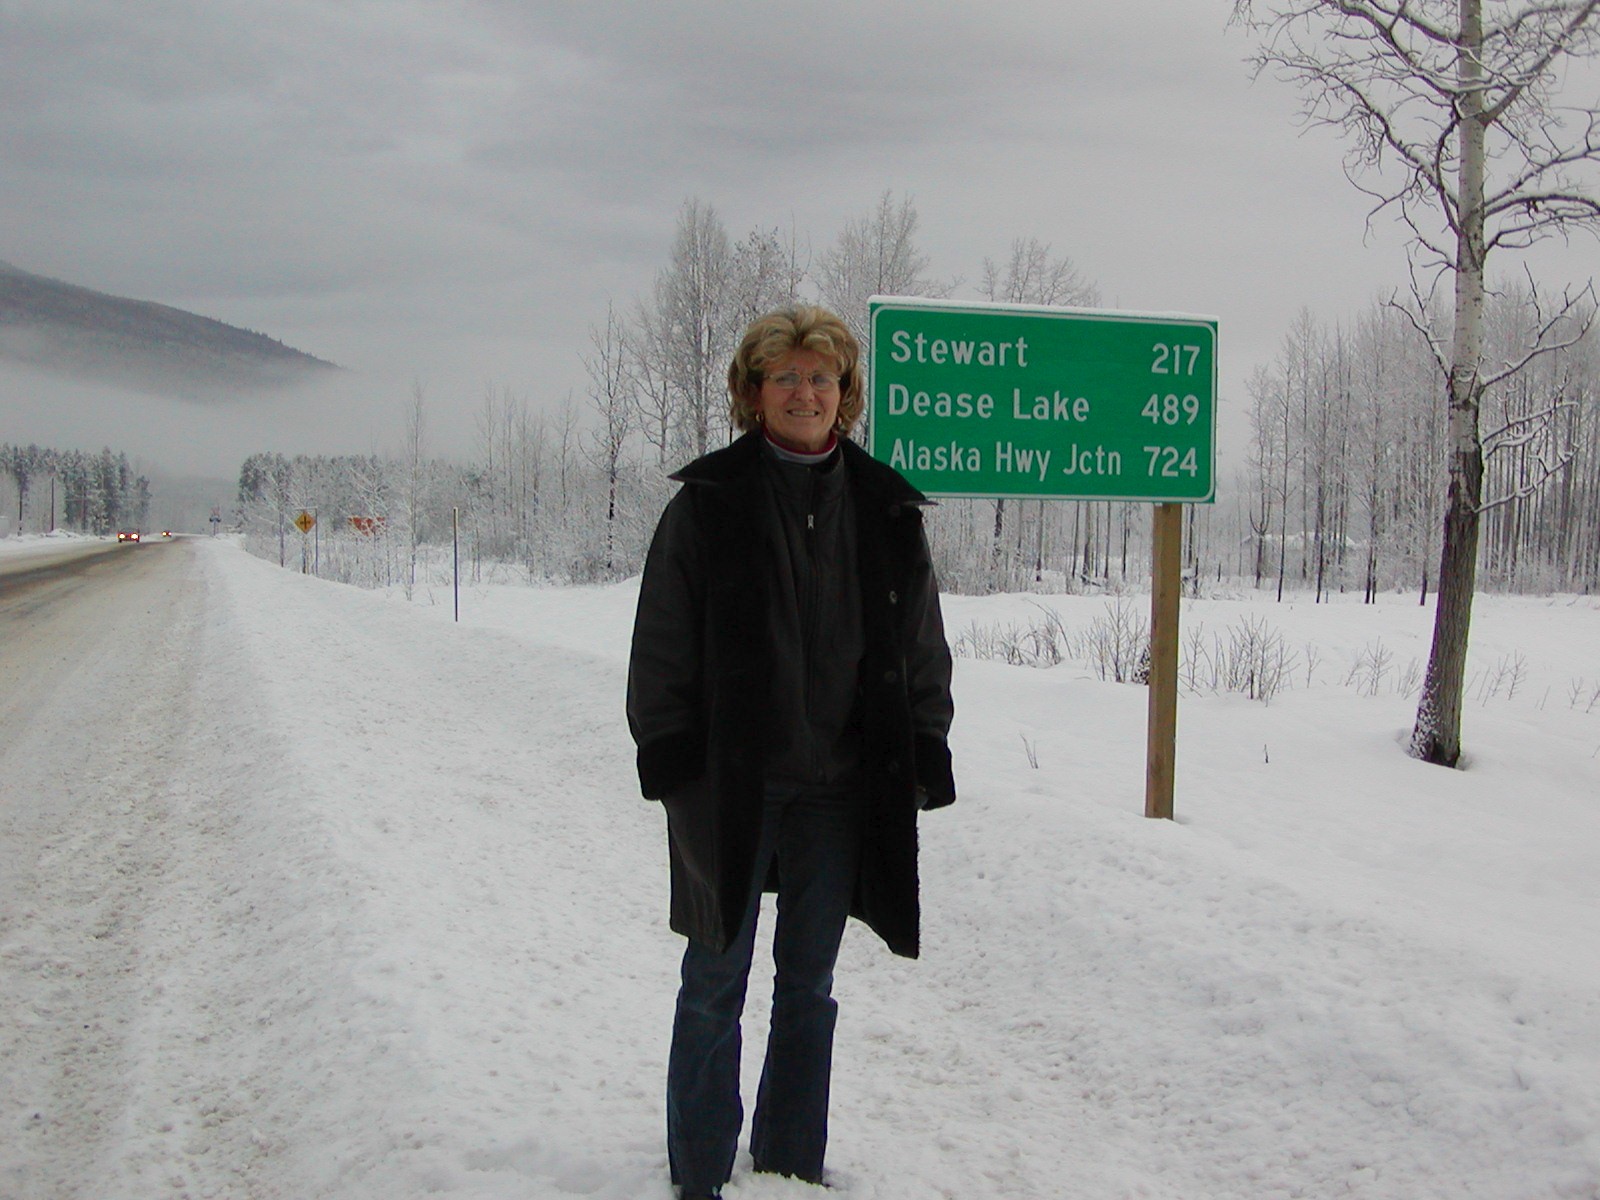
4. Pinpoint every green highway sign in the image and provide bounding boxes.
[867,297,1217,502]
